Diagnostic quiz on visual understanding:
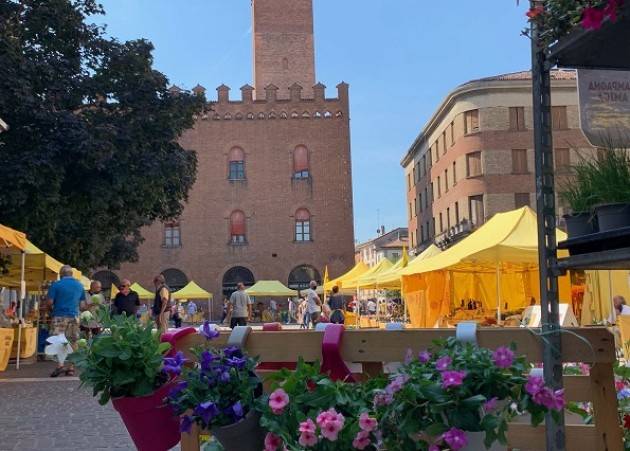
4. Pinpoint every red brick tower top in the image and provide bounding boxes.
[252,0,316,99]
